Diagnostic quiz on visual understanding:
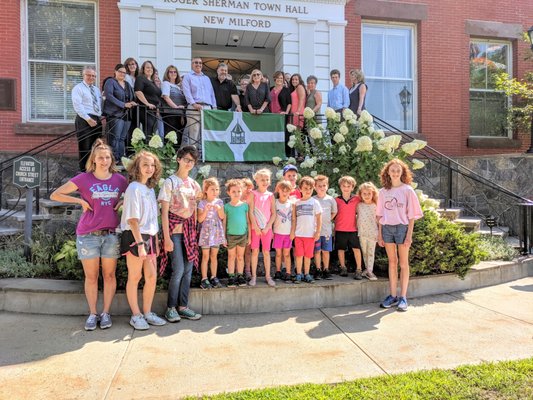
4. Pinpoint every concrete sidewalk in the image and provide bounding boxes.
[0,278,532,400]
